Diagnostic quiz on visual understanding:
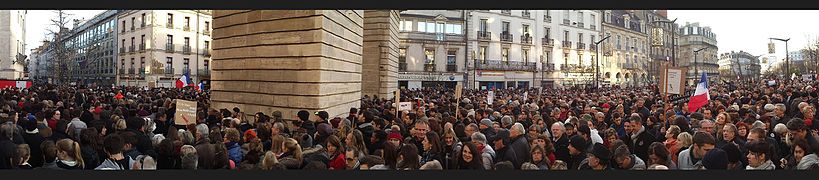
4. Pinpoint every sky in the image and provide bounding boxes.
[25,10,104,55]
[22,10,819,58]
[668,10,819,56]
